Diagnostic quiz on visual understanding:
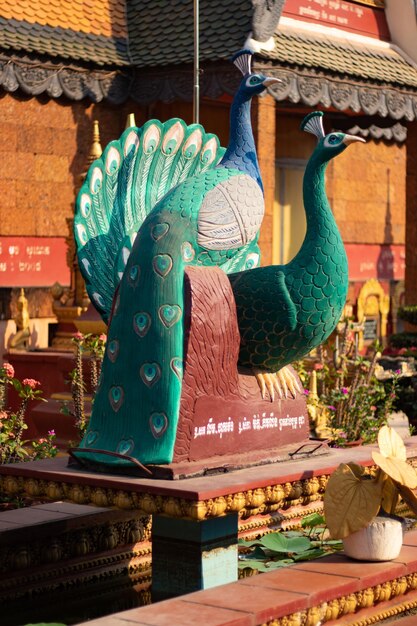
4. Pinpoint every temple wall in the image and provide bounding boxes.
[0,91,410,336]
